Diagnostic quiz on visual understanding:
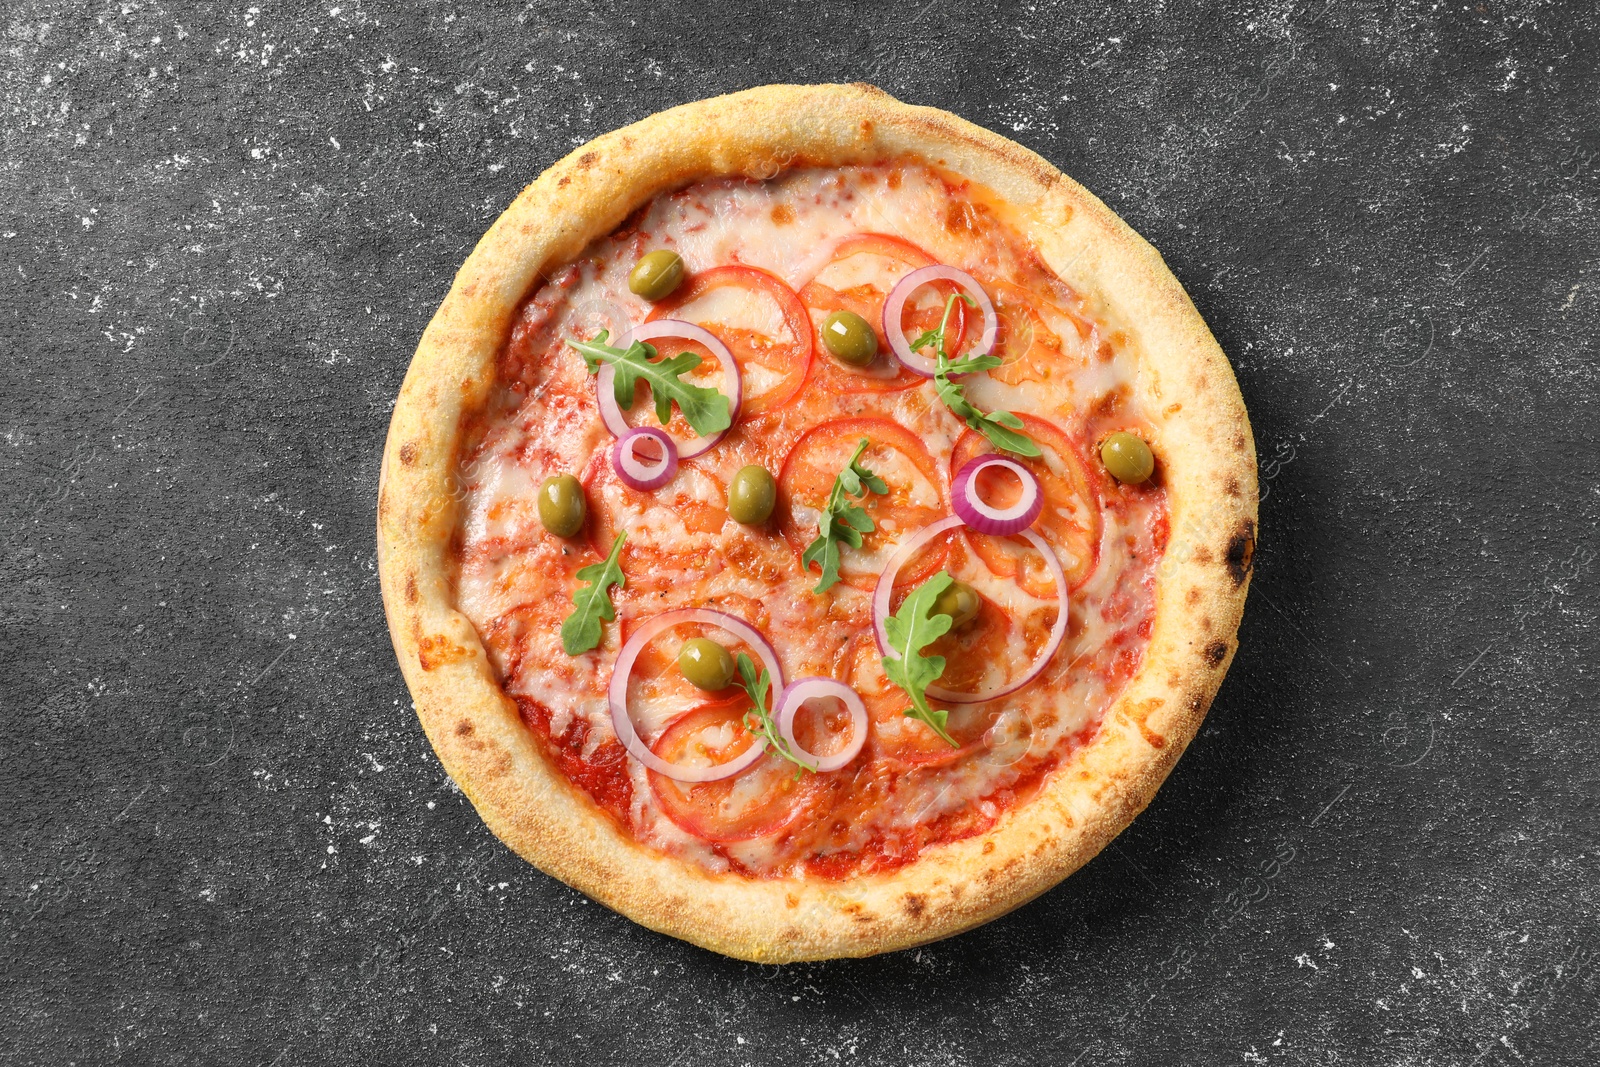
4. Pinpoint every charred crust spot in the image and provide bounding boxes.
[785,893,799,909]
[1187,694,1206,715]
[398,442,417,466]
[417,633,471,671]
[1234,433,1249,452]
[557,176,570,189]
[1225,476,1241,497]
[1185,588,1202,606]
[982,841,996,855]
[1227,521,1257,585]
[902,894,927,919]
[454,719,474,738]
[1192,546,1214,564]
[405,575,419,604]
[578,151,598,168]
[1204,640,1228,667]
